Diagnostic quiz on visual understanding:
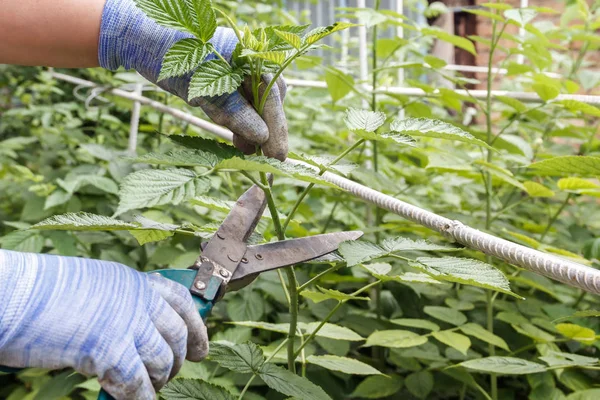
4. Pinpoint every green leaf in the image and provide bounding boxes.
[390,118,491,149]
[129,229,174,245]
[188,60,243,99]
[460,357,547,375]
[411,257,518,297]
[259,363,332,400]
[566,389,600,400]
[524,181,555,198]
[405,371,433,399]
[390,318,440,331]
[365,330,428,348]
[241,49,287,65]
[168,135,242,159]
[496,95,528,113]
[344,108,386,133]
[193,0,217,42]
[459,323,510,351]
[0,230,44,253]
[273,29,302,49]
[431,330,471,355]
[374,272,443,285]
[58,175,118,195]
[300,286,369,303]
[555,100,600,117]
[555,323,596,345]
[116,168,210,215]
[339,237,458,266]
[208,341,264,374]
[32,212,137,231]
[134,0,196,33]
[304,322,364,342]
[227,292,265,321]
[216,156,336,187]
[424,55,447,69]
[307,355,381,375]
[532,83,559,101]
[553,310,600,322]
[159,39,209,81]
[231,321,364,341]
[263,25,311,51]
[351,375,404,399]
[423,306,467,326]
[557,177,600,192]
[378,132,417,147]
[303,22,358,45]
[133,148,220,168]
[325,68,355,103]
[504,8,538,26]
[529,156,600,176]
[160,378,235,400]
[421,28,476,55]
[539,351,599,368]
